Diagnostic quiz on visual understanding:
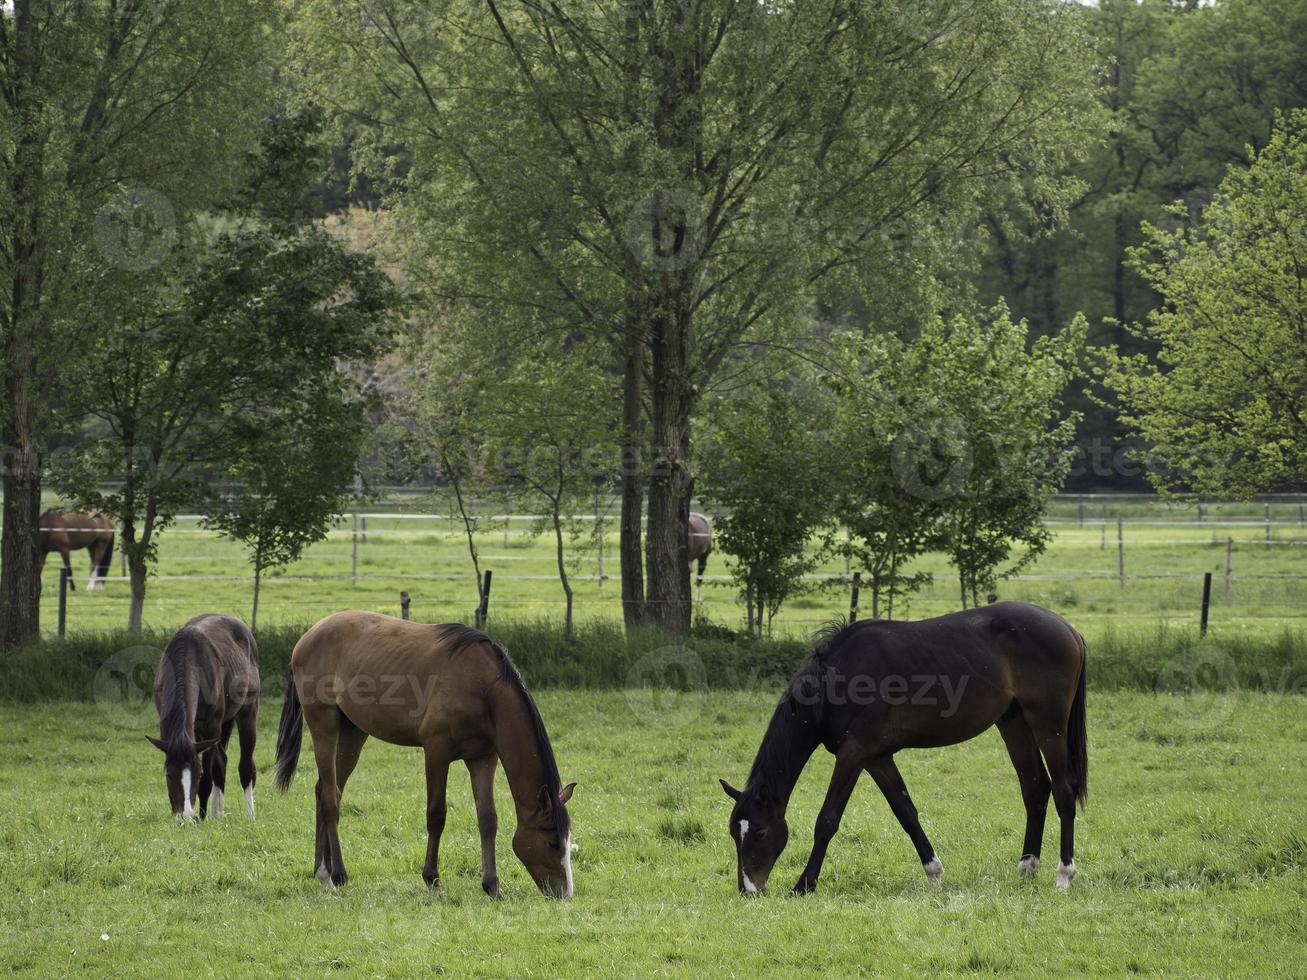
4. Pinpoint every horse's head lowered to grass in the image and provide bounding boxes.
[720,778,789,895]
